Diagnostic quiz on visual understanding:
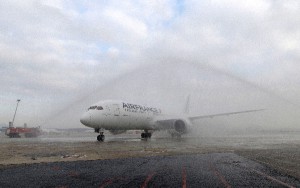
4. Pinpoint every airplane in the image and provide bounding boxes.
[80,98,263,141]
